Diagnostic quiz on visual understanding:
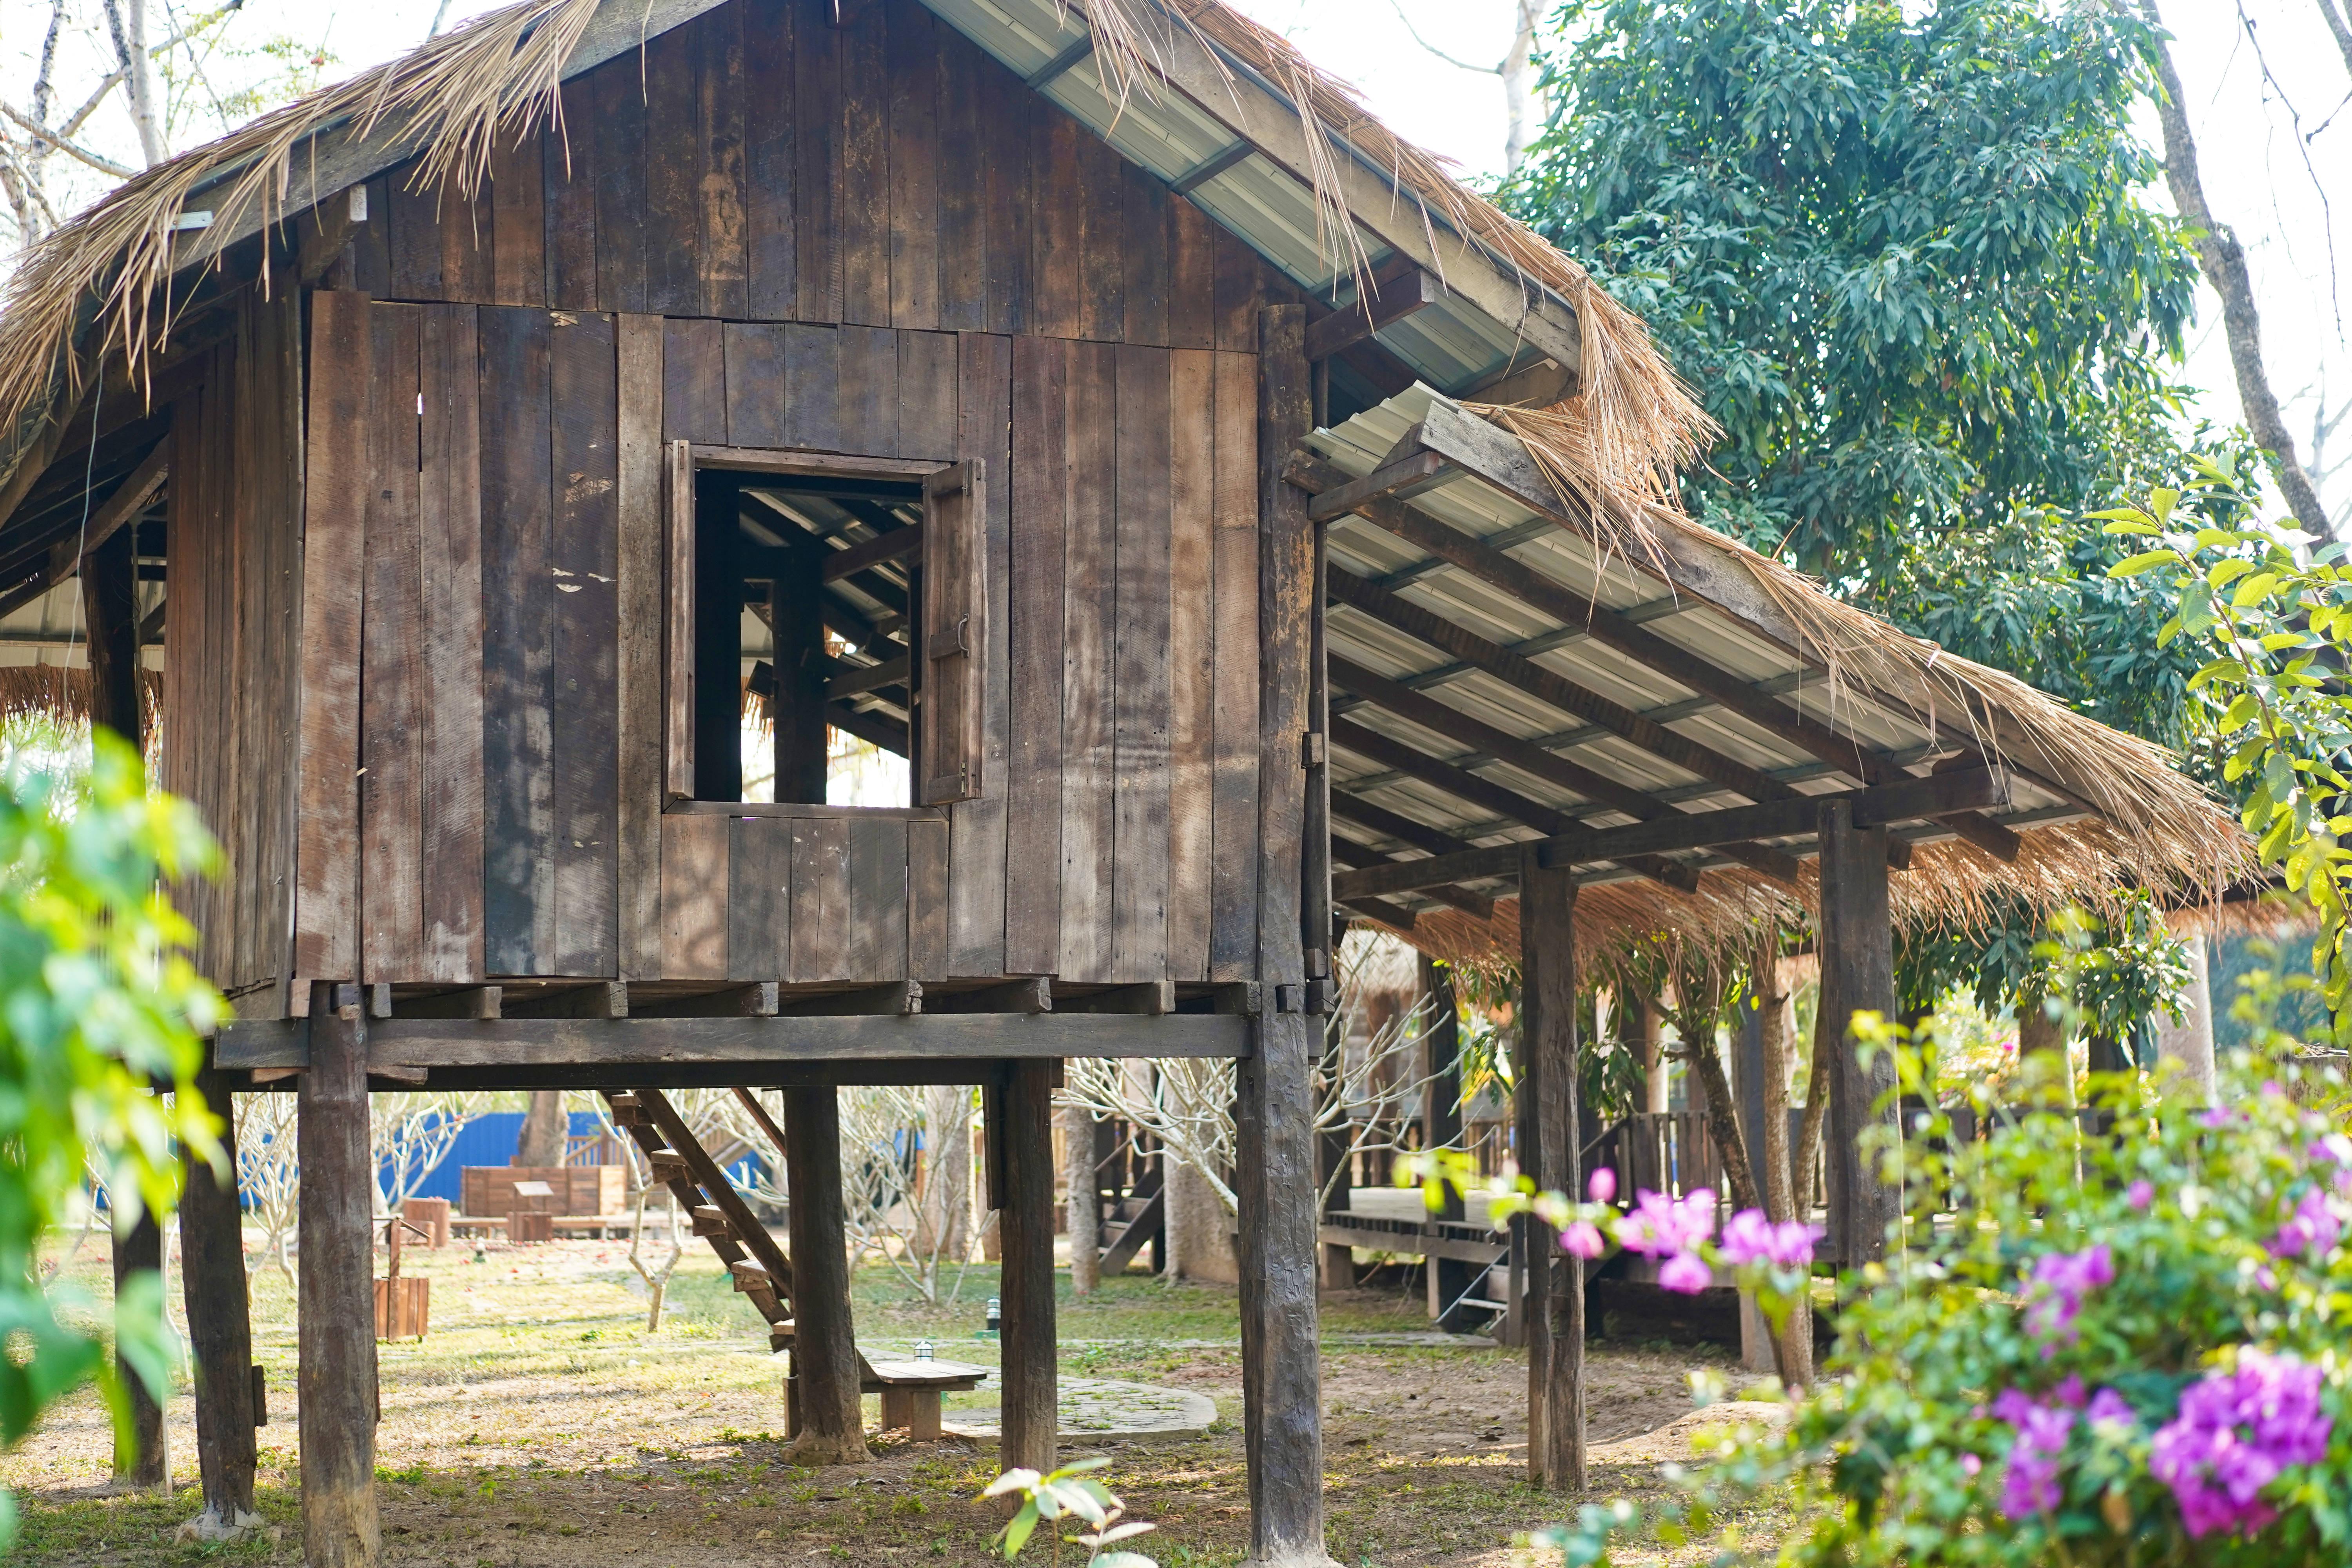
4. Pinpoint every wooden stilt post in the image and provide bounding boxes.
[782,1087,866,1465]
[997,1061,1058,1477]
[1234,303,1331,1566]
[1817,800,1900,1265]
[110,1205,167,1488]
[181,1065,258,1533]
[1420,956,1475,1329]
[298,985,380,1567]
[1518,847,1584,1492]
